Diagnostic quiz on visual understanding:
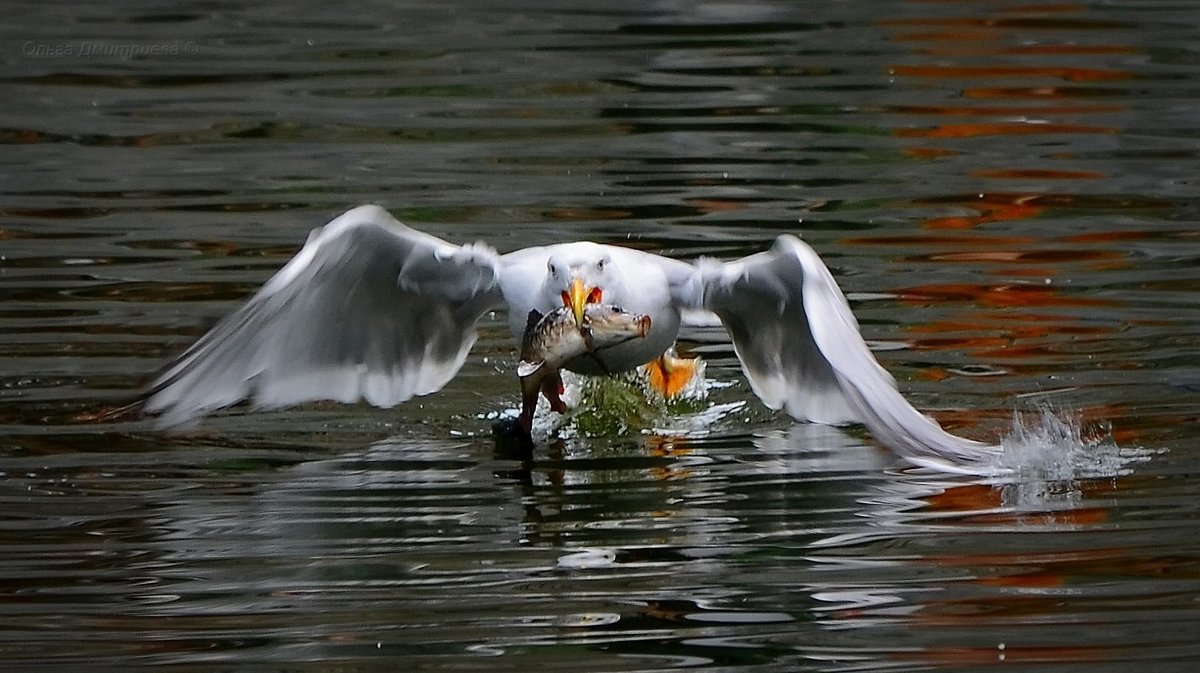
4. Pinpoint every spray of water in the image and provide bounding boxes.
[997,404,1153,481]
[556,358,718,437]
[512,358,1159,481]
